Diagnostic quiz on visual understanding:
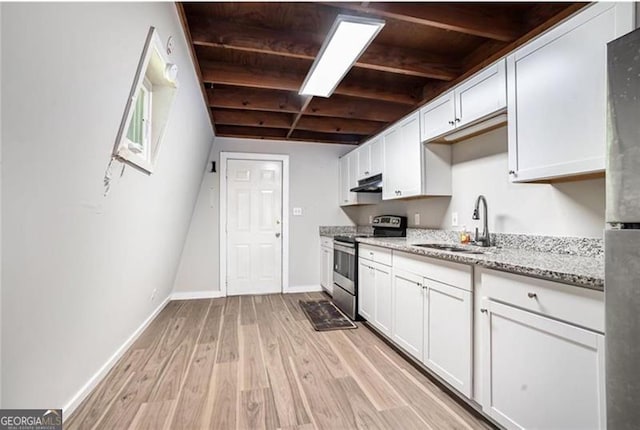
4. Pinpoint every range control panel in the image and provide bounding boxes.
[372,215,406,229]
